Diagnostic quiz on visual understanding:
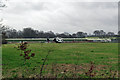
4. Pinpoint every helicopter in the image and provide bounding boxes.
[53,37,63,43]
